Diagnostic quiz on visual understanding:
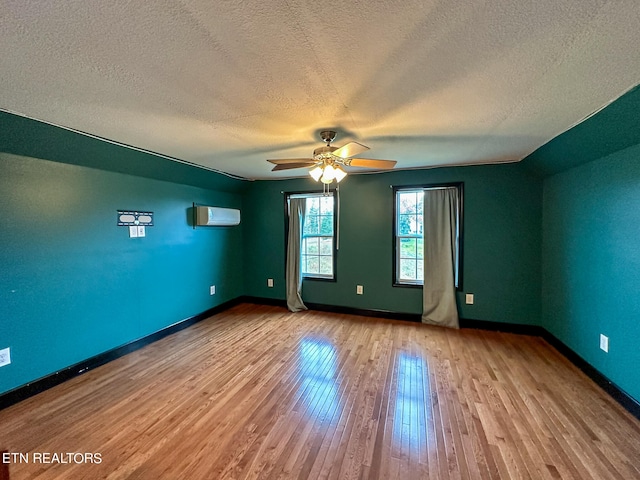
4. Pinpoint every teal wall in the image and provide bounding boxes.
[0,110,244,192]
[0,113,244,396]
[524,84,640,405]
[540,143,640,403]
[525,85,640,177]
[243,163,542,325]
